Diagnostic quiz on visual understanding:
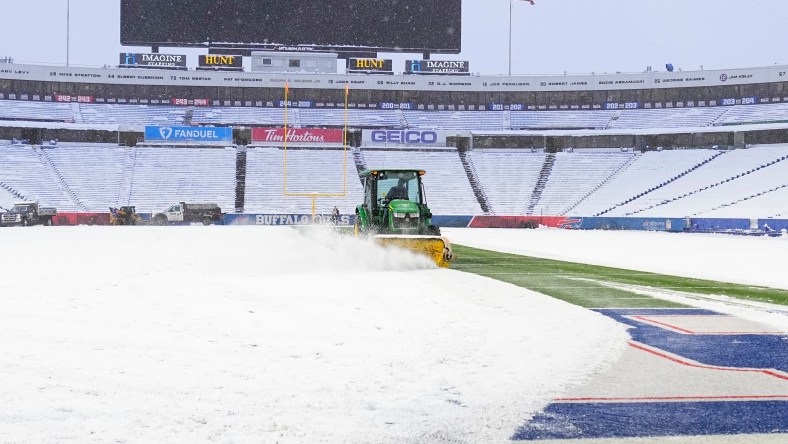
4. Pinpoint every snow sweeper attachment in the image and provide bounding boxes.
[355,169,455,268]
